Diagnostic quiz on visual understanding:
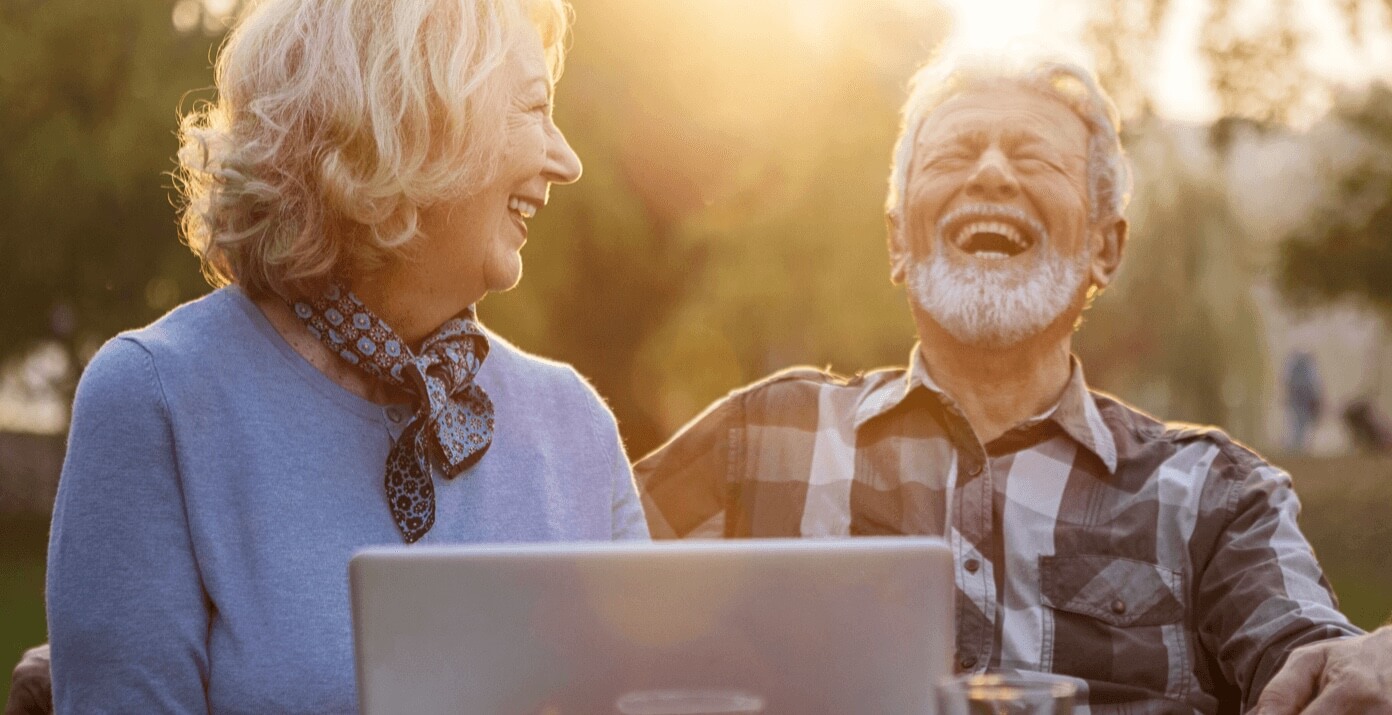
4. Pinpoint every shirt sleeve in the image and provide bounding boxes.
[1194,458,1362,710]
[632,394,741,539]
[47,337,212,714]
